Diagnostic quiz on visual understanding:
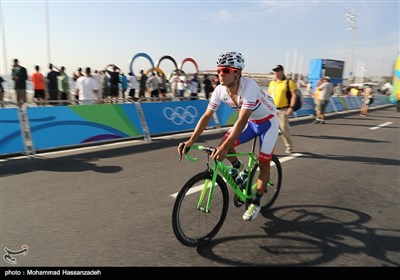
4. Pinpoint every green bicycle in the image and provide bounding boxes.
[172,139,282,247]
